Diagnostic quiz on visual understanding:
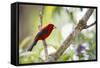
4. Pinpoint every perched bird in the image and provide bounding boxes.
[27,24,56,51]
